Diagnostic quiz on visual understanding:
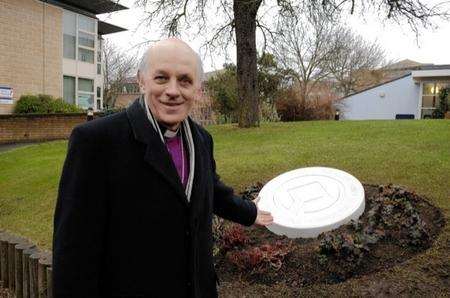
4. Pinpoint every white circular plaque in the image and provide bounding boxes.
[257,167,365,238]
